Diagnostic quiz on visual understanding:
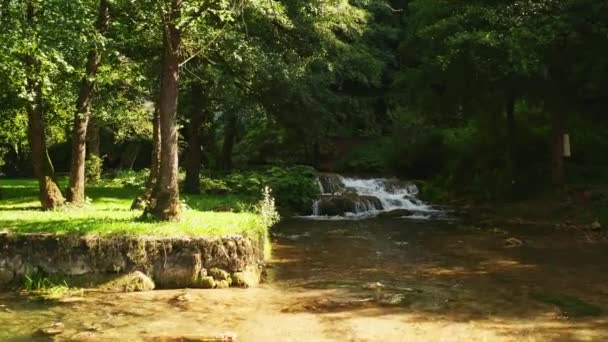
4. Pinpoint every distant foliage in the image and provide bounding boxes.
[336,139,389,175]
[110,169,150,190]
